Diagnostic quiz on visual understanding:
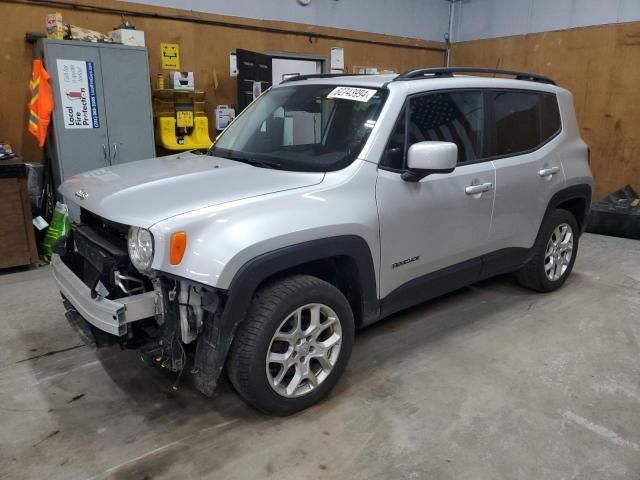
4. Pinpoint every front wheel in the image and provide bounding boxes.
[516,208,579,292]
[227,275,354,415]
